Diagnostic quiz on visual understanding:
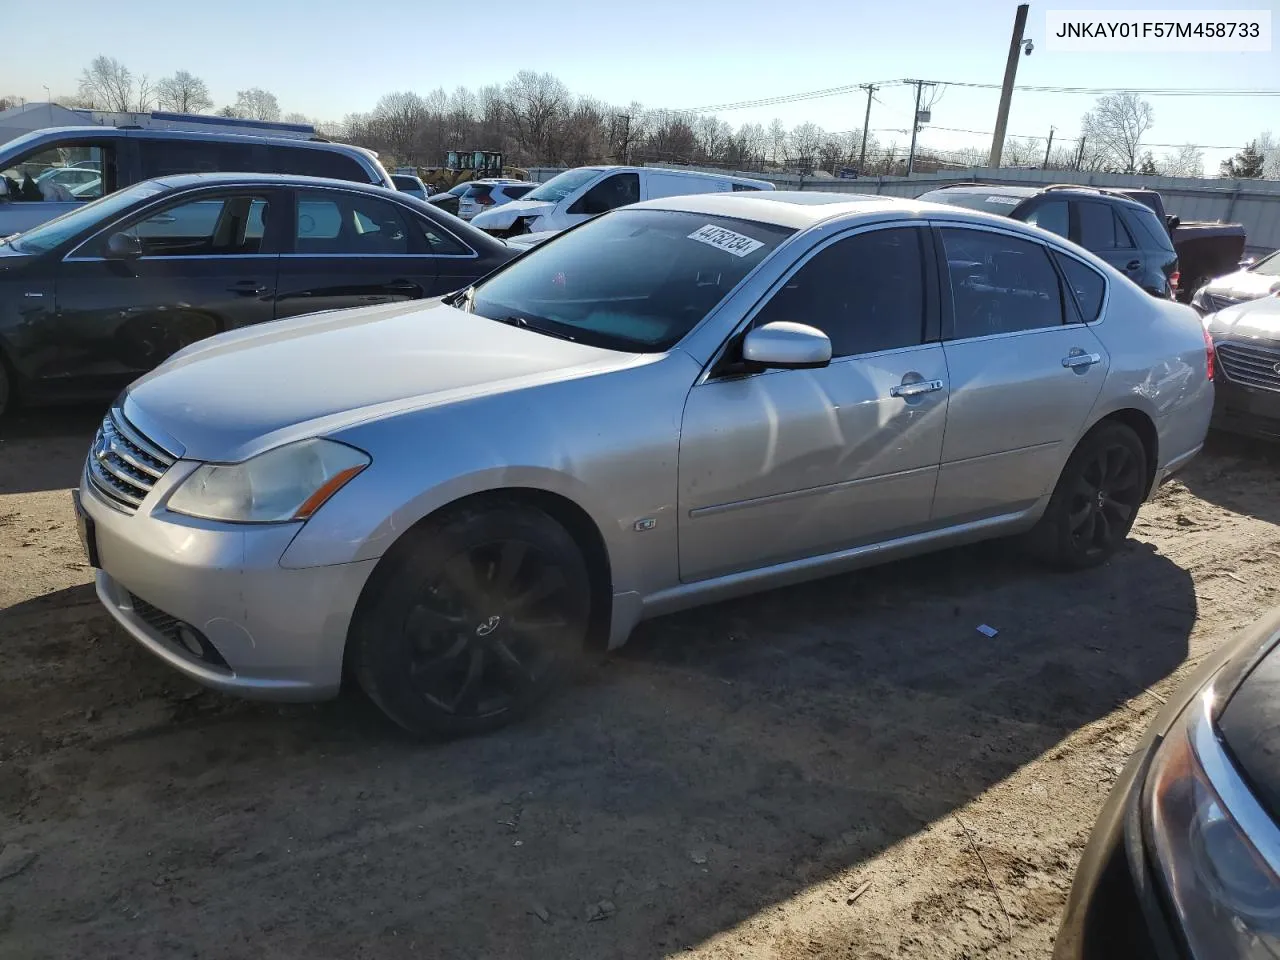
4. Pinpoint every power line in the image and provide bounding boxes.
[678,79,1280,115]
